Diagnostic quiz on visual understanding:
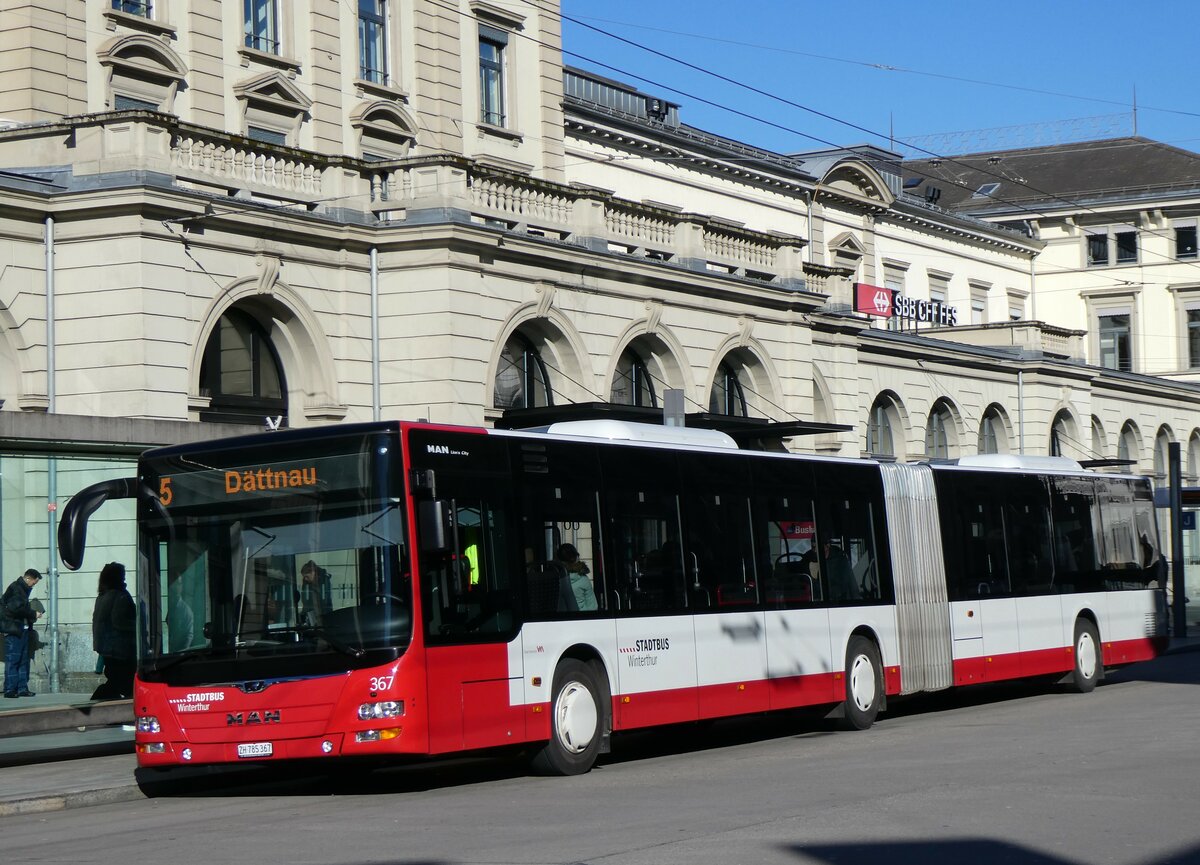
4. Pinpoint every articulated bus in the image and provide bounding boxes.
[58,419,1167,776]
